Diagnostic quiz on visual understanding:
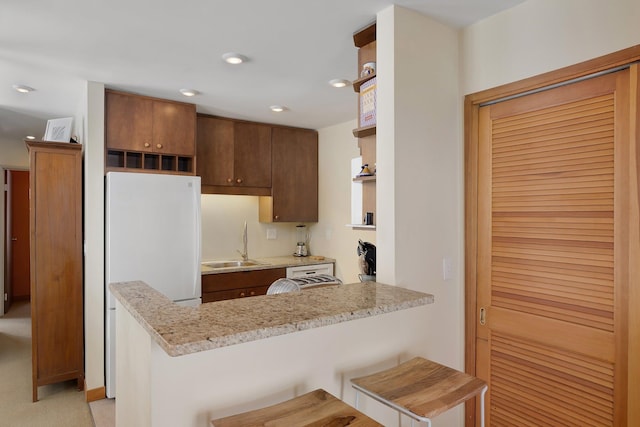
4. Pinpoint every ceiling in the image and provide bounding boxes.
[0,0,525,152]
